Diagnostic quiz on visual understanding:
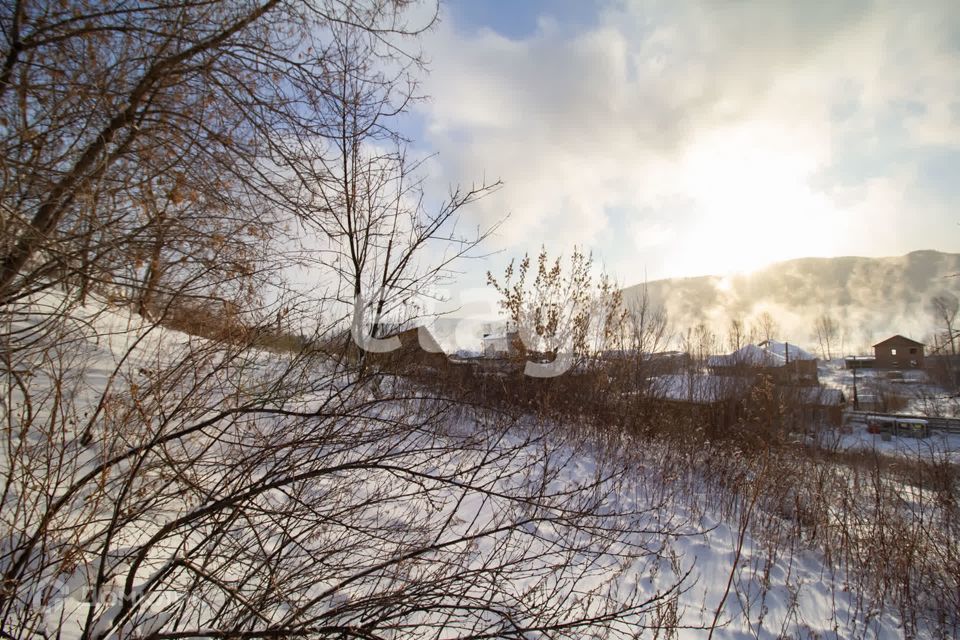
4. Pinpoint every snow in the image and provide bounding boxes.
[0,291,921,638]
[831,421,960,463]
[653,374,753,403]
[819,359,960,418]
[758,339,817,362]
[709,340,816,368]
